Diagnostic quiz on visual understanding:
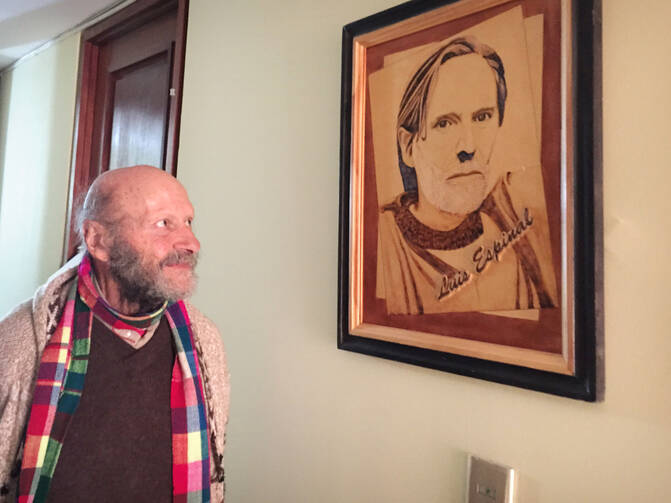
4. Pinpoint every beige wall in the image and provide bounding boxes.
[0,33,79,315]
[176,0,671,502]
